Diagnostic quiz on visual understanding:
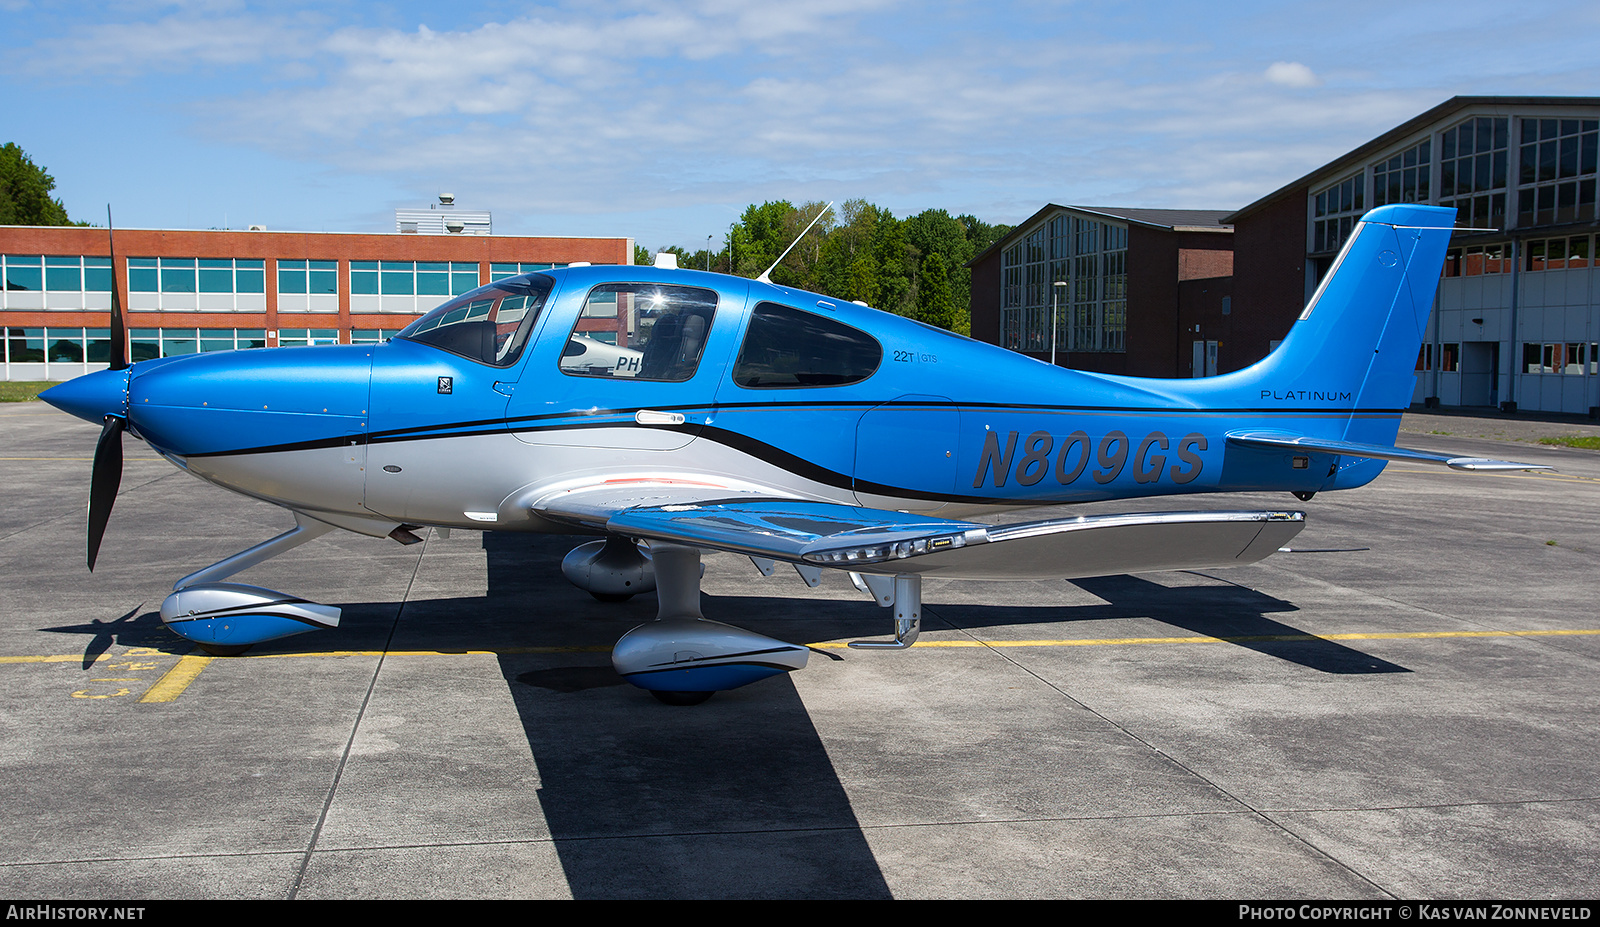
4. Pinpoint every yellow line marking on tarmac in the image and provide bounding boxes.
[139,655,214,703]
[808,628,1600,649]
[248,646,615,658]
[6,628,1598,665]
